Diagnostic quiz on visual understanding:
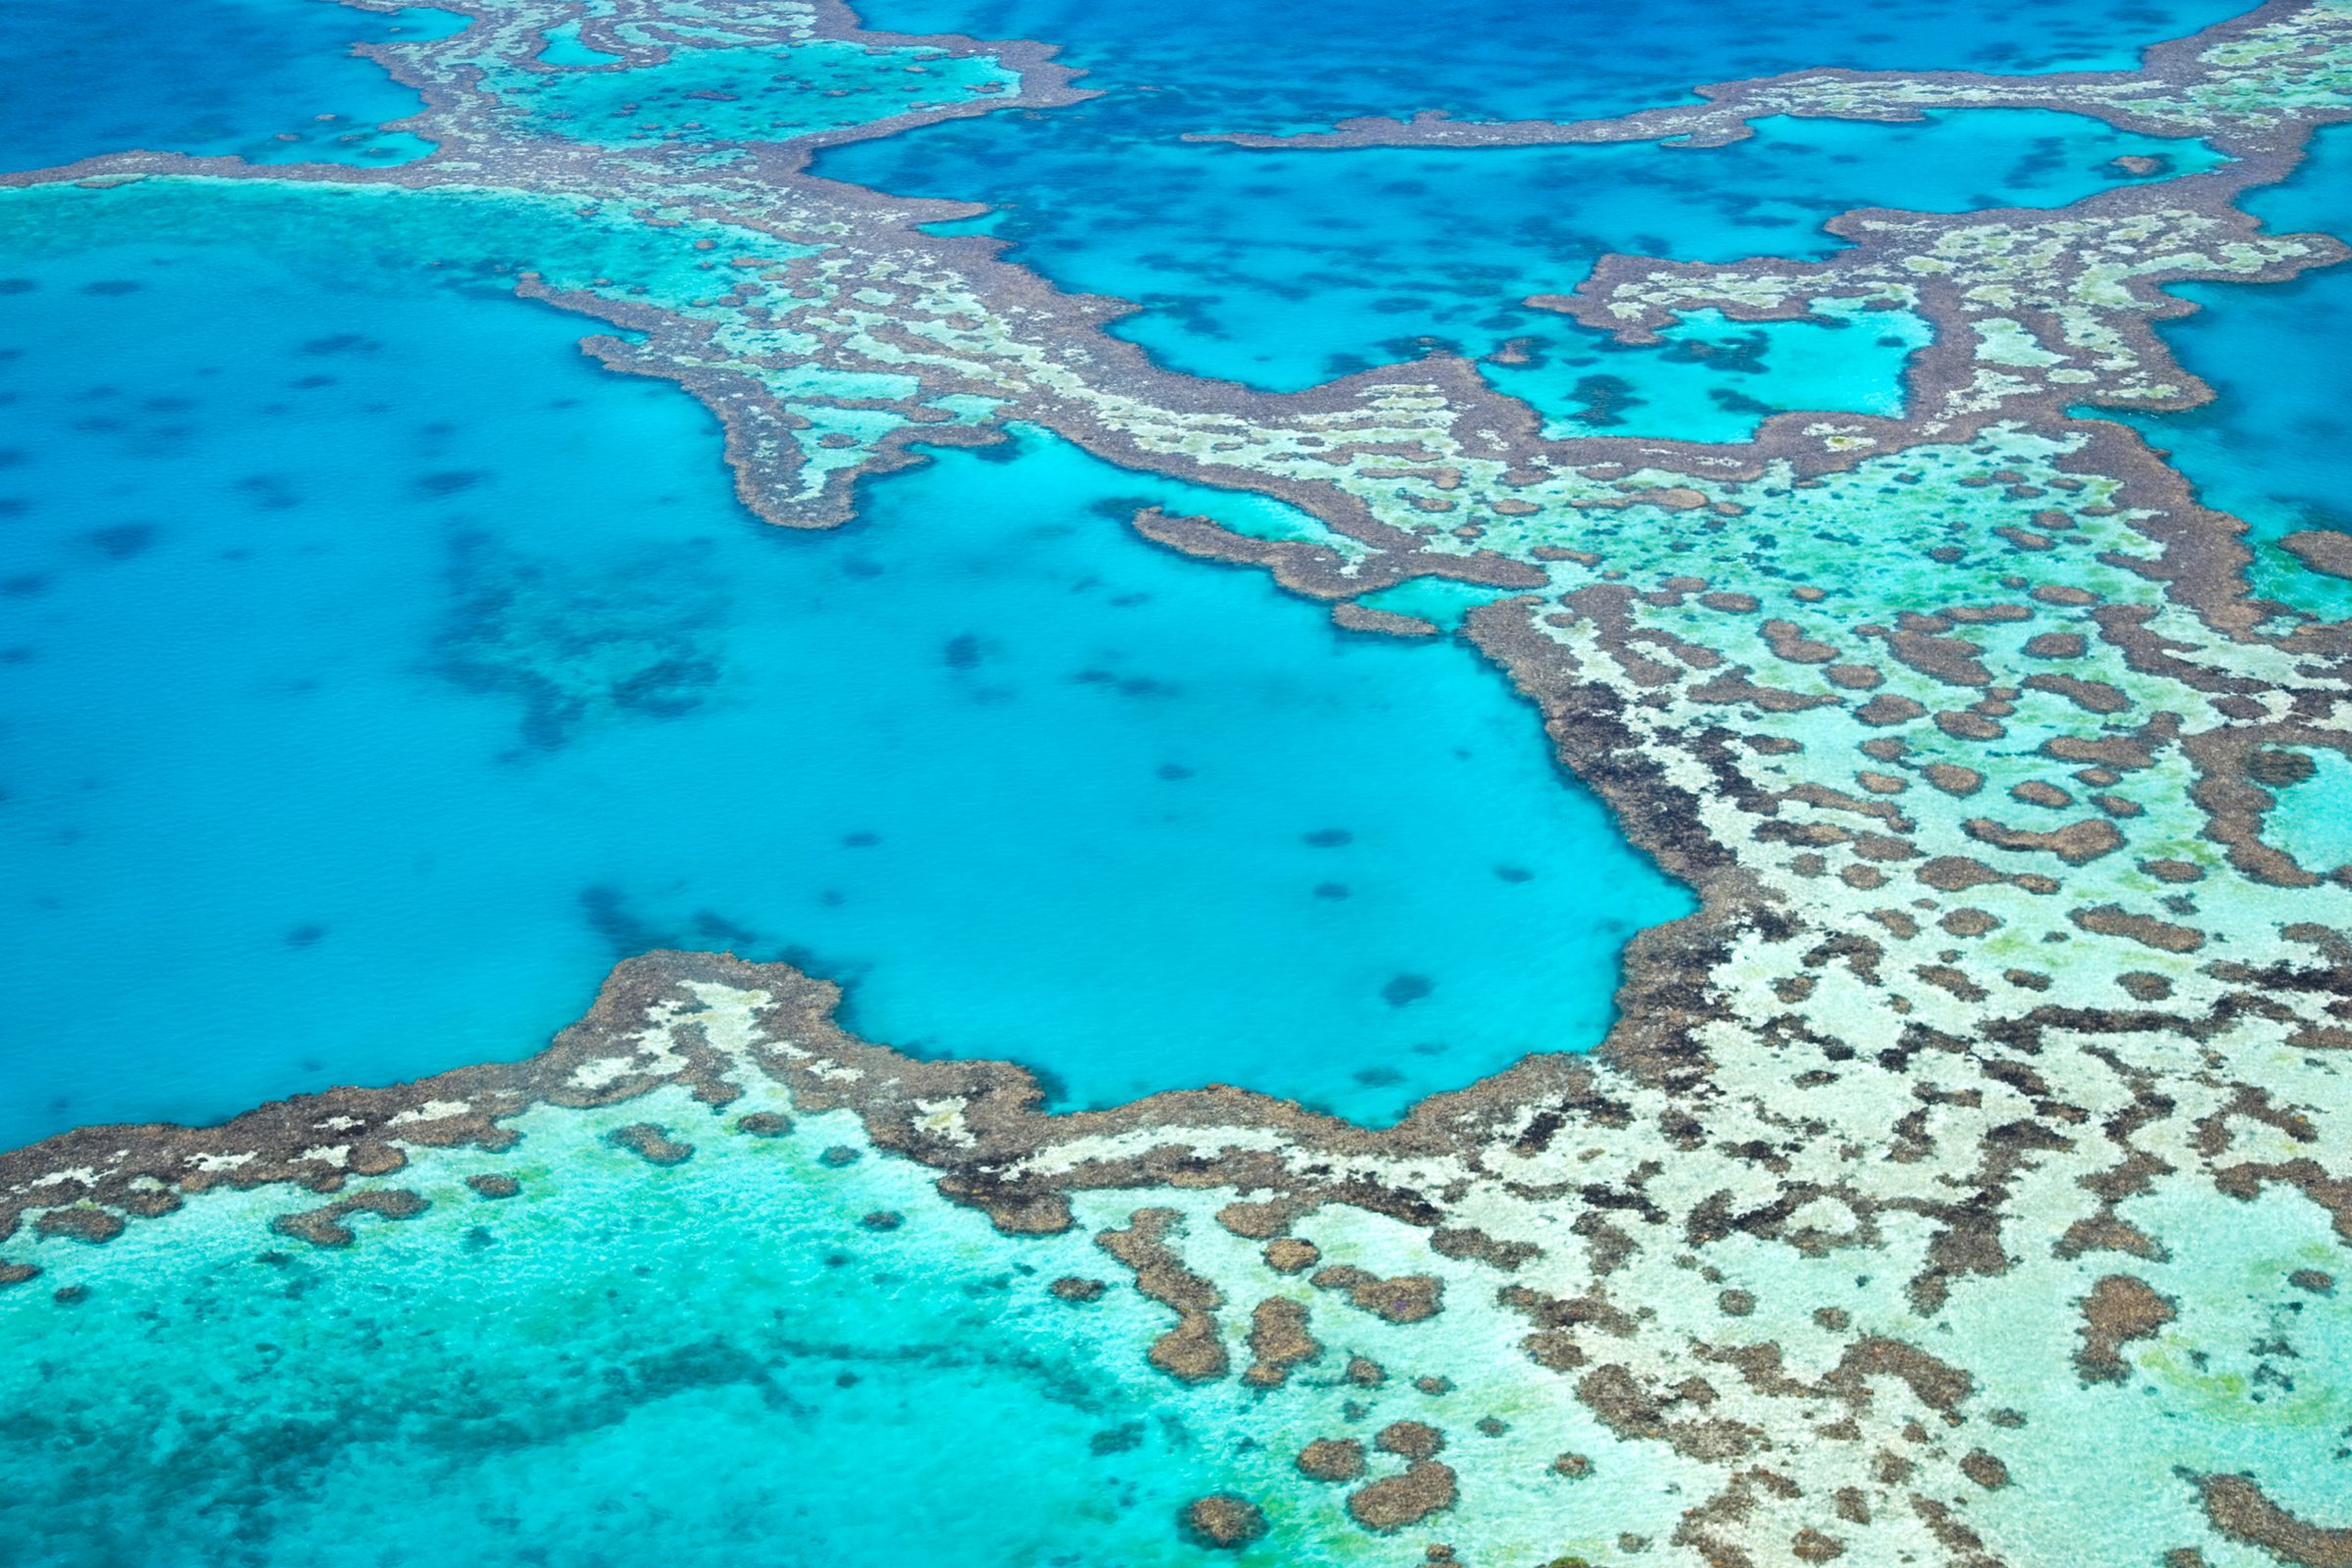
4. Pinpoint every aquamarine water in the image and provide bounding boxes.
[2102,123,2352,617]
[0,1085,1290,1568]
[818,109,2218,416]
[2270,747,2352,872]
[0,220,1690,1148]
[0,0,462,173]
